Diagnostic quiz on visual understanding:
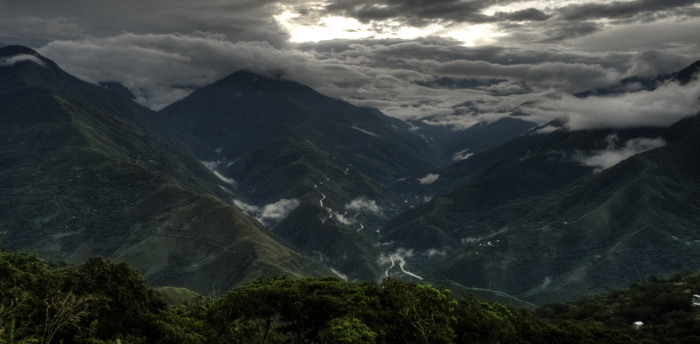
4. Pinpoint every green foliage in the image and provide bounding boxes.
[318,317,376,344]
[0,248,651,344]
[379,279,457,344]
[538,272,700,343]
